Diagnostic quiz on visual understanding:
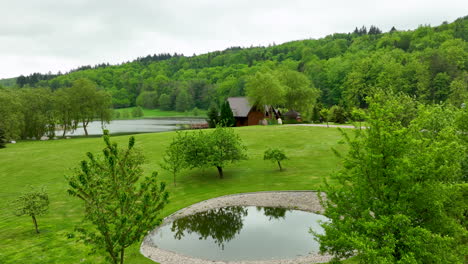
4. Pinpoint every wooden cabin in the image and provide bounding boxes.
[227,97,279,126]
